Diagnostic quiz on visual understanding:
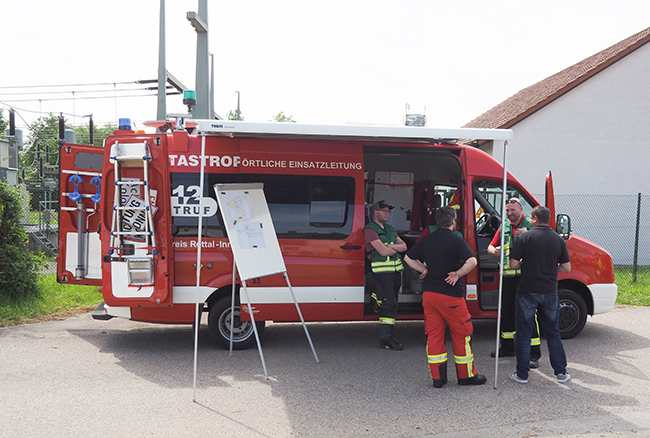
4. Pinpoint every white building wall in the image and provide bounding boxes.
[491,43,650,197]
[483,44,650,264]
